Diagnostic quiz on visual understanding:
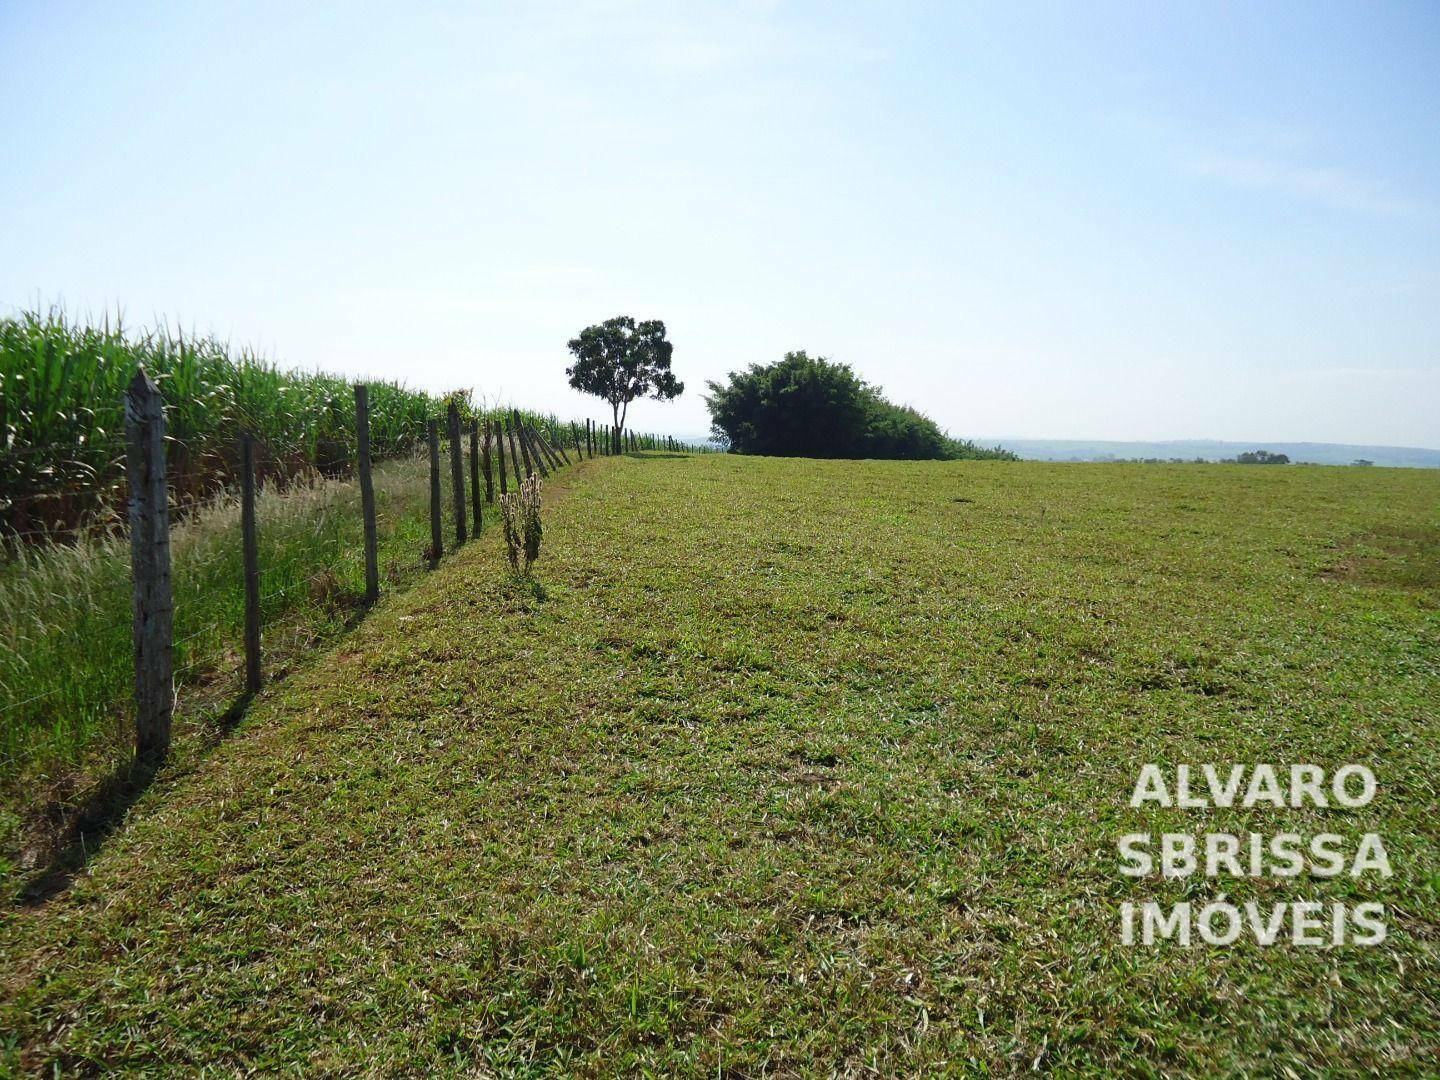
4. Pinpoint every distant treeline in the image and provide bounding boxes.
[705,351,1015,461]
[0,308,555,542]
[1110,451,1300,465]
